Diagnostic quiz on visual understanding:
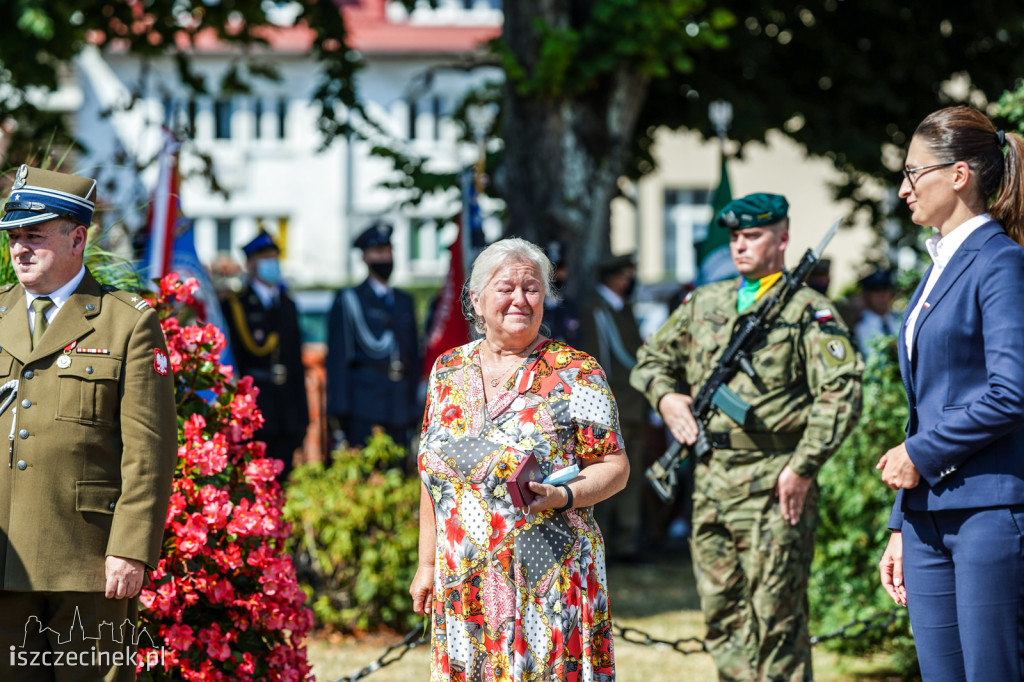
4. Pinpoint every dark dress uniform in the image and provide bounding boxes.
[221,282,309,480]
[326,279,420,448]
